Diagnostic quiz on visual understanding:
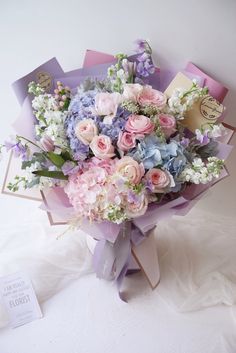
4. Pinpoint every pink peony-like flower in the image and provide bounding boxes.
[125,114,154,135]
[116,156,145,184]
[65,166,108,212]
[90,157,117,175]
[157,114,176,138]
[145,168,172,193]
[122,83,143,102]
[117,131,136,151]
[94,92,121,121]
[138,86,167,108]
[75,119,98,145]
[125,194,148,218]
[90,135,115,159]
